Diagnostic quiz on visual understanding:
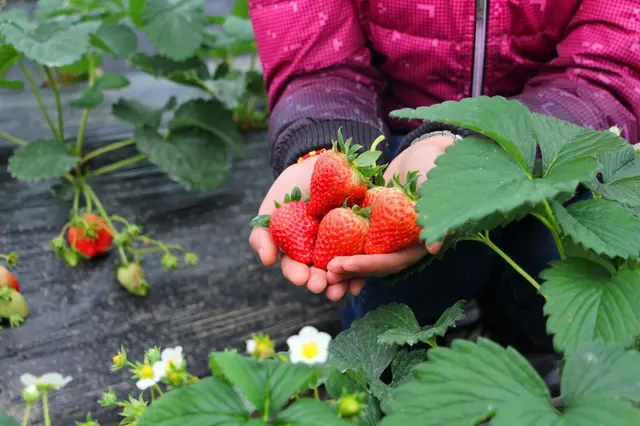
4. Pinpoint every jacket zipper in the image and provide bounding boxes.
[471,0,489,97]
